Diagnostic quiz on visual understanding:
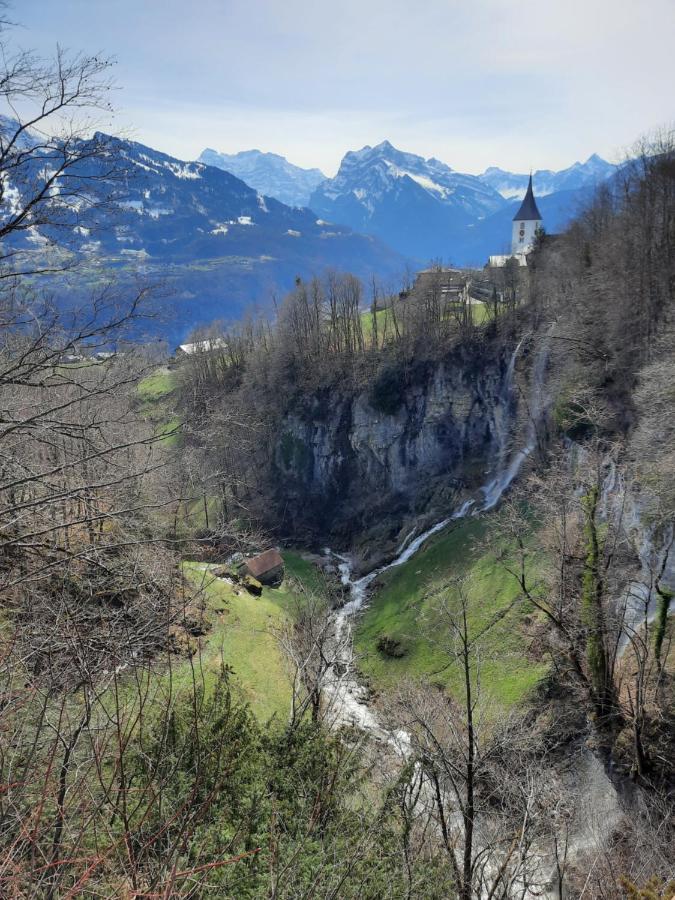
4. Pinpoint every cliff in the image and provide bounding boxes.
[271,340,524,545]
